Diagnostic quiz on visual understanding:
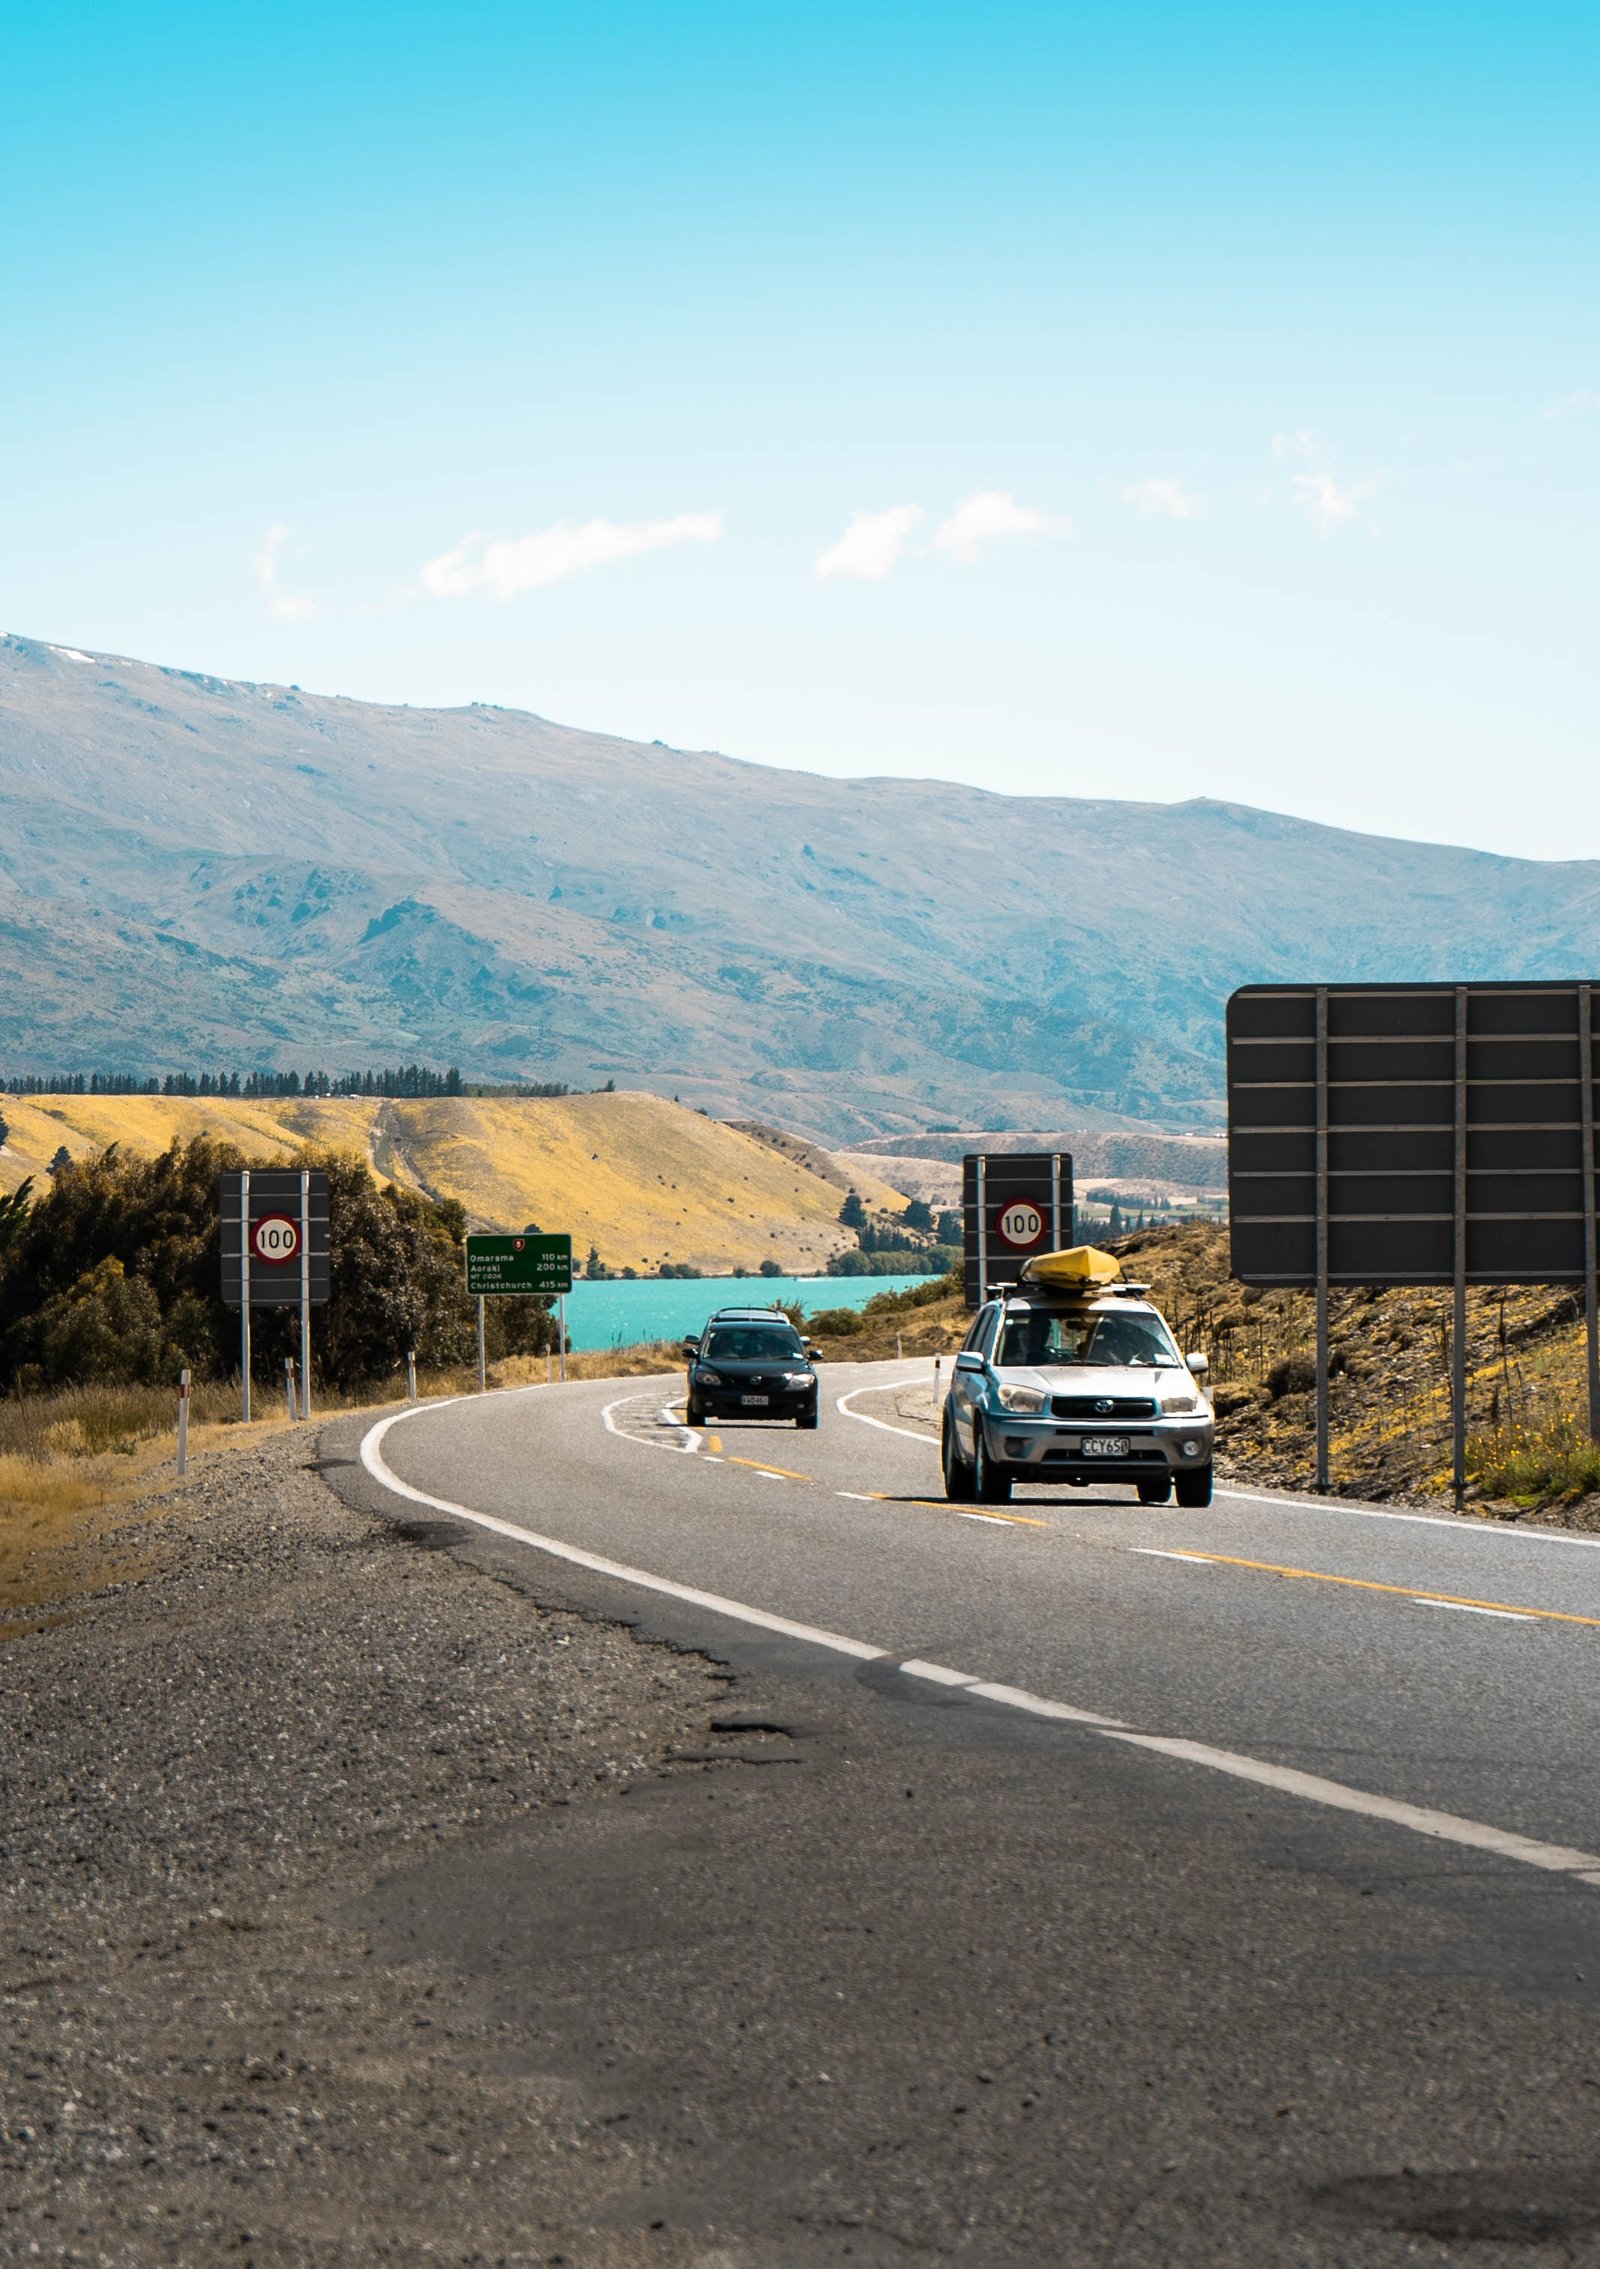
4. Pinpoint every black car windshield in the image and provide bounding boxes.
[997,1309,1180,1368]
[702,1327,805,1363]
